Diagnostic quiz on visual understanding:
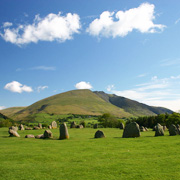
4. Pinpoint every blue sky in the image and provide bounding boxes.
[1,0,180,111]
